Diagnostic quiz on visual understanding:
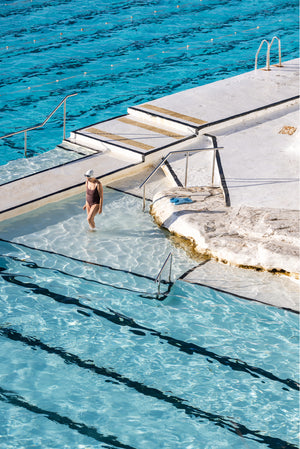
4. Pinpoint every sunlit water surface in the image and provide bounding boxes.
[0,188,299,449]
[0,0,299,448]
